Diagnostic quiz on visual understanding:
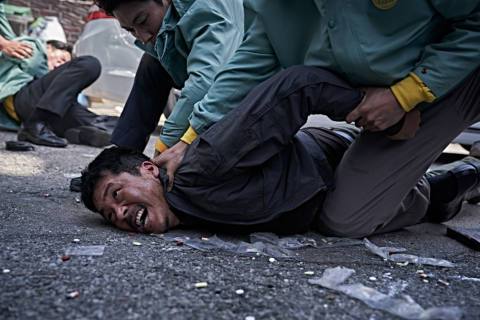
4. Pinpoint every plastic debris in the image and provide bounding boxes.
[364,239,455,268]
[449,276,480,282]
[132,241,142,246]
[304,271,315,276]
[194,282,208,288]
[66,291,80,299]
[309,267,463,320]
[235,289,245,295]
[65,245,105,256]
[72,238,80,243]
[369,276,377,281]
[3,269,11,274]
